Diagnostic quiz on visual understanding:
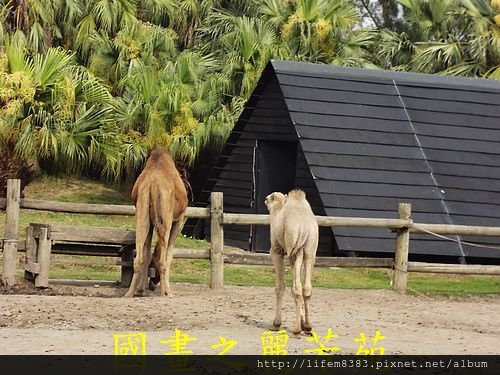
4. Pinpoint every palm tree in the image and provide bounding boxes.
[0,0,84,53]
[113,49,236,168]
[88,21,177,91]
[259,0,377,67]
[0,35,123,179]
[203,10,288,98]
[378,0,500,79]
